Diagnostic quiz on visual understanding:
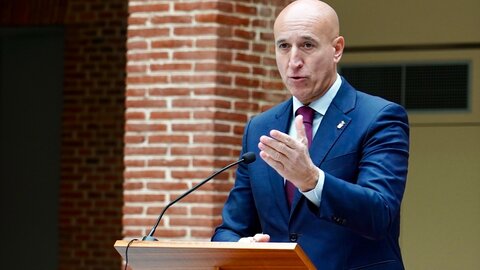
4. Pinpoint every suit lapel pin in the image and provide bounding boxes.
[337,120,346,129]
